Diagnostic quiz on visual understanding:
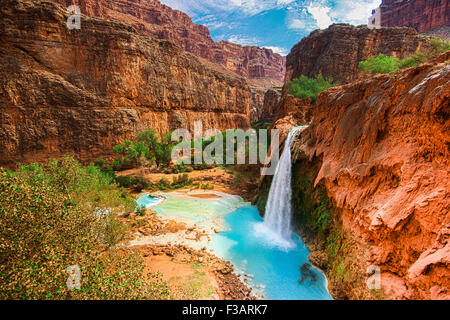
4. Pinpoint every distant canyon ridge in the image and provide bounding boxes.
[51,0,286,84]
[371,0,450,39]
